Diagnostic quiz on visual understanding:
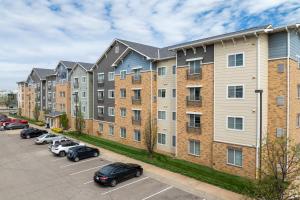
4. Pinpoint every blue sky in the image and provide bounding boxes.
[0,0,300,90]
